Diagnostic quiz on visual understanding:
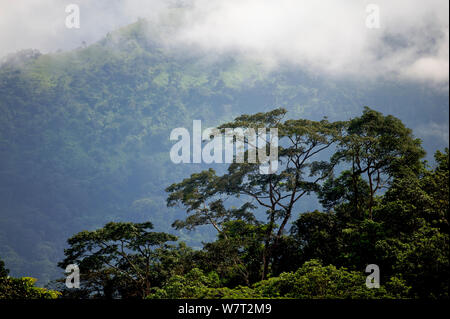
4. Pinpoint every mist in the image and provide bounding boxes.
[0,0,448,87]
